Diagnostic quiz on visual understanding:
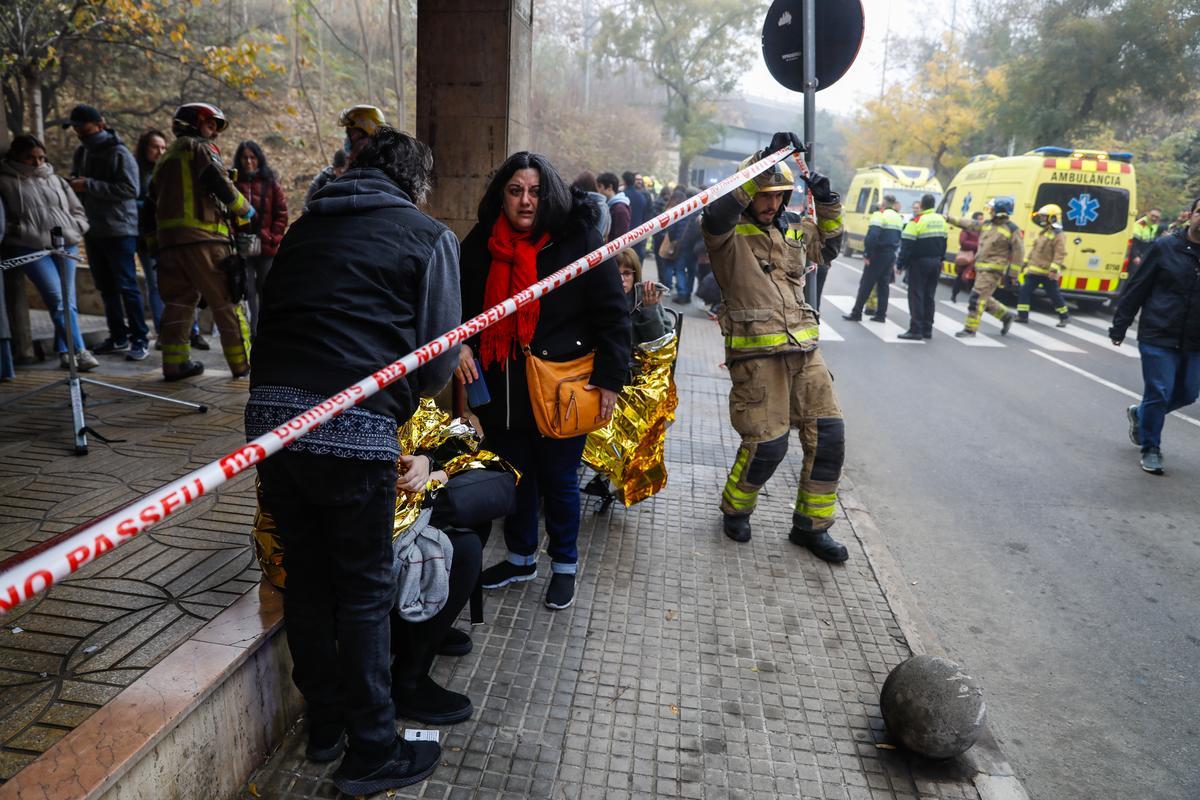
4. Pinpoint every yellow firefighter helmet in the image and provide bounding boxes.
[1033,203,1062,224]
[338,105,386,136]
[738,153,794,191]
